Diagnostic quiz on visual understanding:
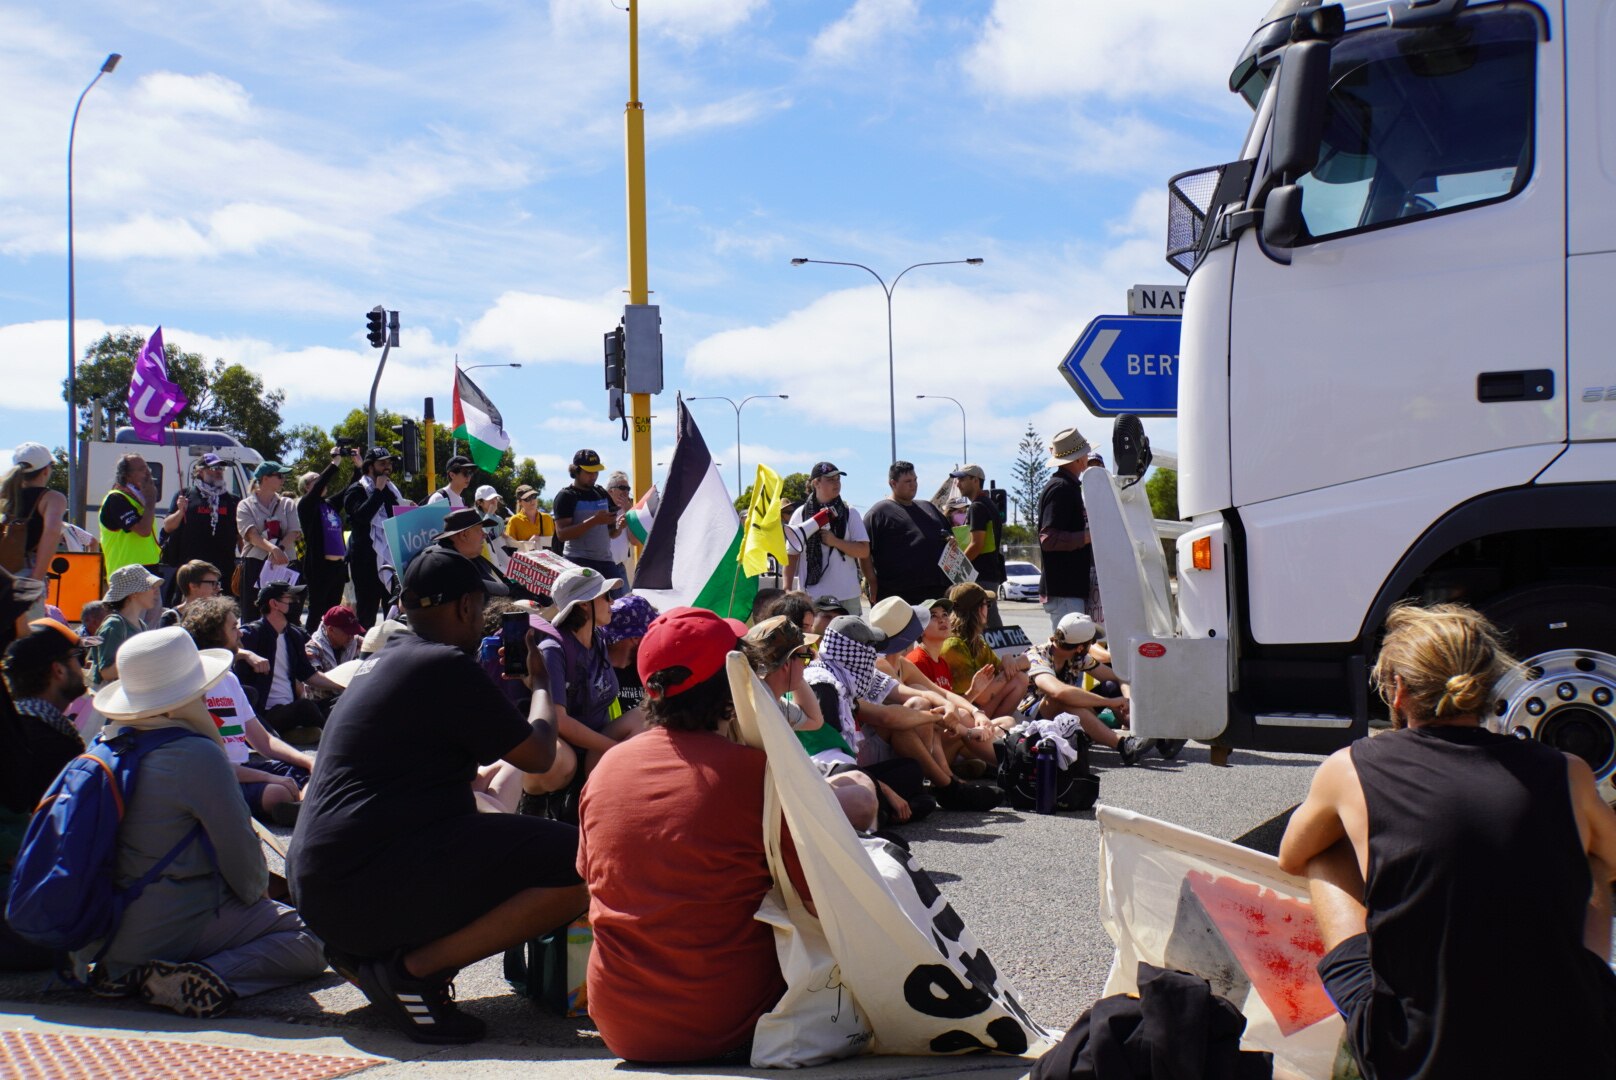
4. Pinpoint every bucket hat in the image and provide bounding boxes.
[545,566,621,626]
[104,564,162,605]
